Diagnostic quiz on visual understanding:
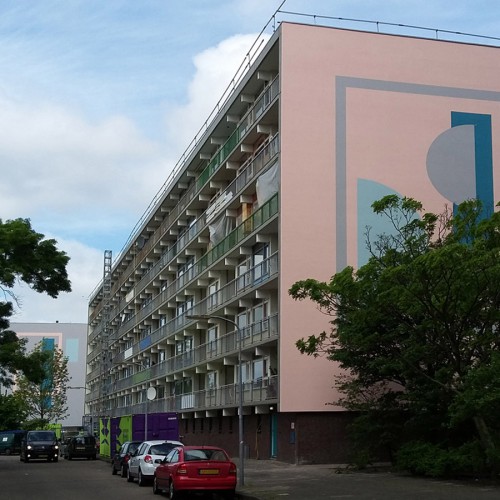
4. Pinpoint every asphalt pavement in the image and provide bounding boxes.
[235,459,500,500]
